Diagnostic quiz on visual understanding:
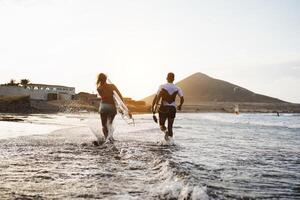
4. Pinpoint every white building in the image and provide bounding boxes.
[0,84,75,101]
